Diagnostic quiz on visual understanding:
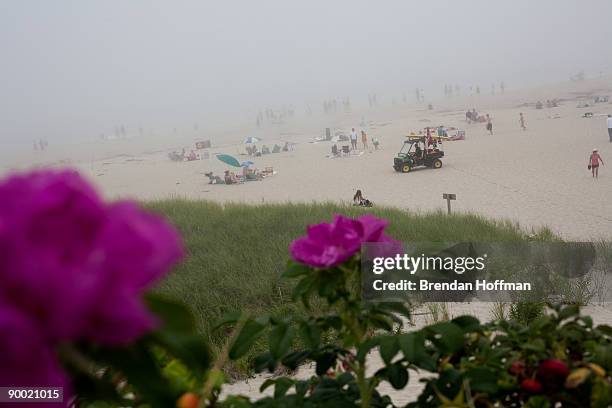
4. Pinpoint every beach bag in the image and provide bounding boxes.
[588,165,592,170]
